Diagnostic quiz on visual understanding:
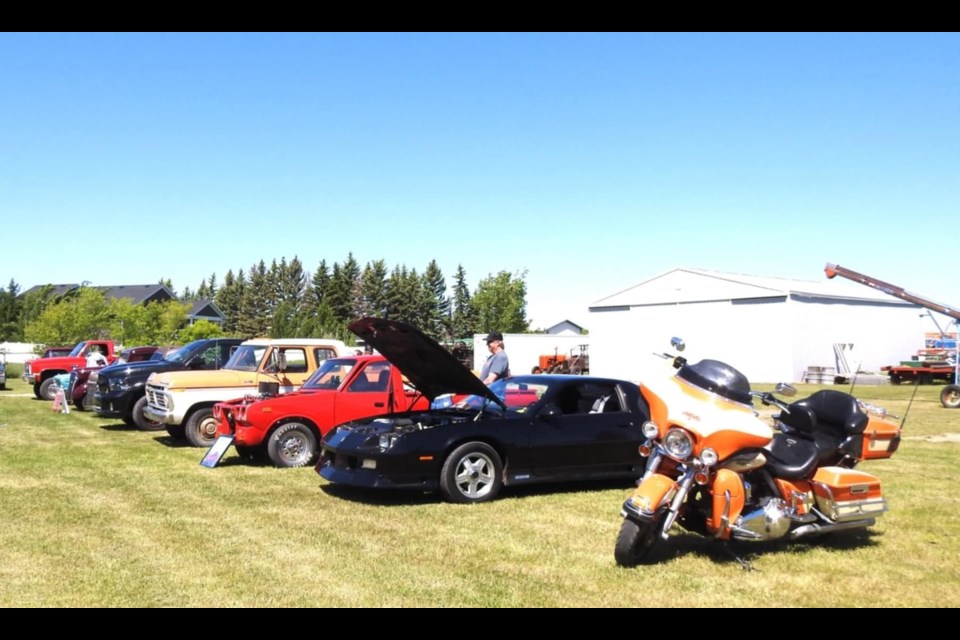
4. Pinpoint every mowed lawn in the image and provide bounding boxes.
[1,374,959,608]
